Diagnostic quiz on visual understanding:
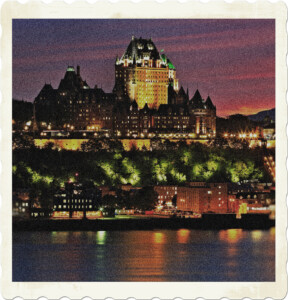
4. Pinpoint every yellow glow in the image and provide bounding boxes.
[121,139,151,151]
[177,229,190,244]
[52,211,70,219]
[251,230,263,241]
[96,231,107,245]
[269,227,275,240]
[86,211,102,219]
[153,232,165,244]
[219,229,243,244]
[34,139,89,151]
[72,211,84,219]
